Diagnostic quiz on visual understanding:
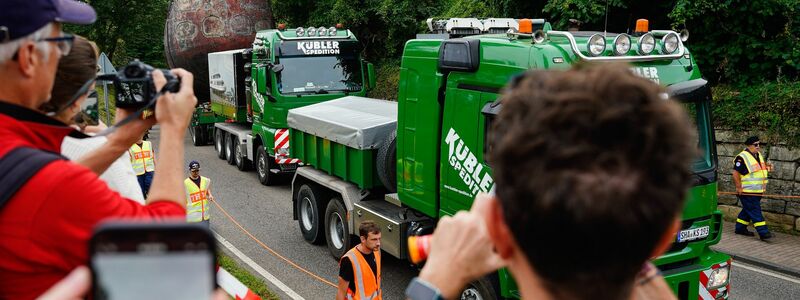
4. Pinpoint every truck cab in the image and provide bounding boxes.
[289,18,730,299]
